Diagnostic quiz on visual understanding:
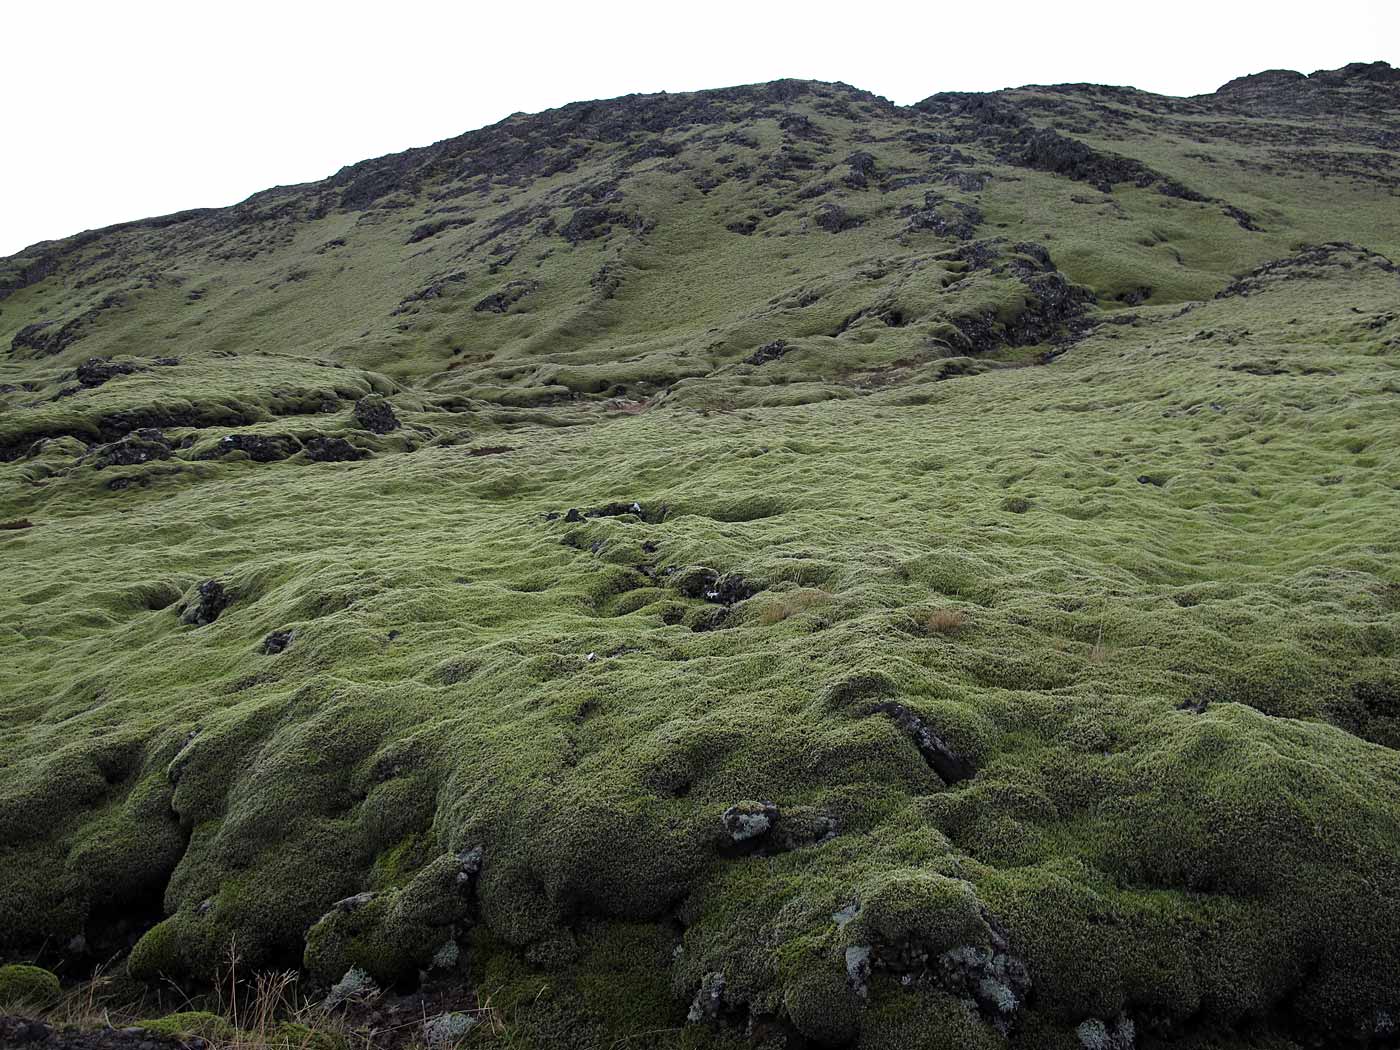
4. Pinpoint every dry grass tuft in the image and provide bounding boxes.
[756,589,830,625]
[921,607,968,636]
